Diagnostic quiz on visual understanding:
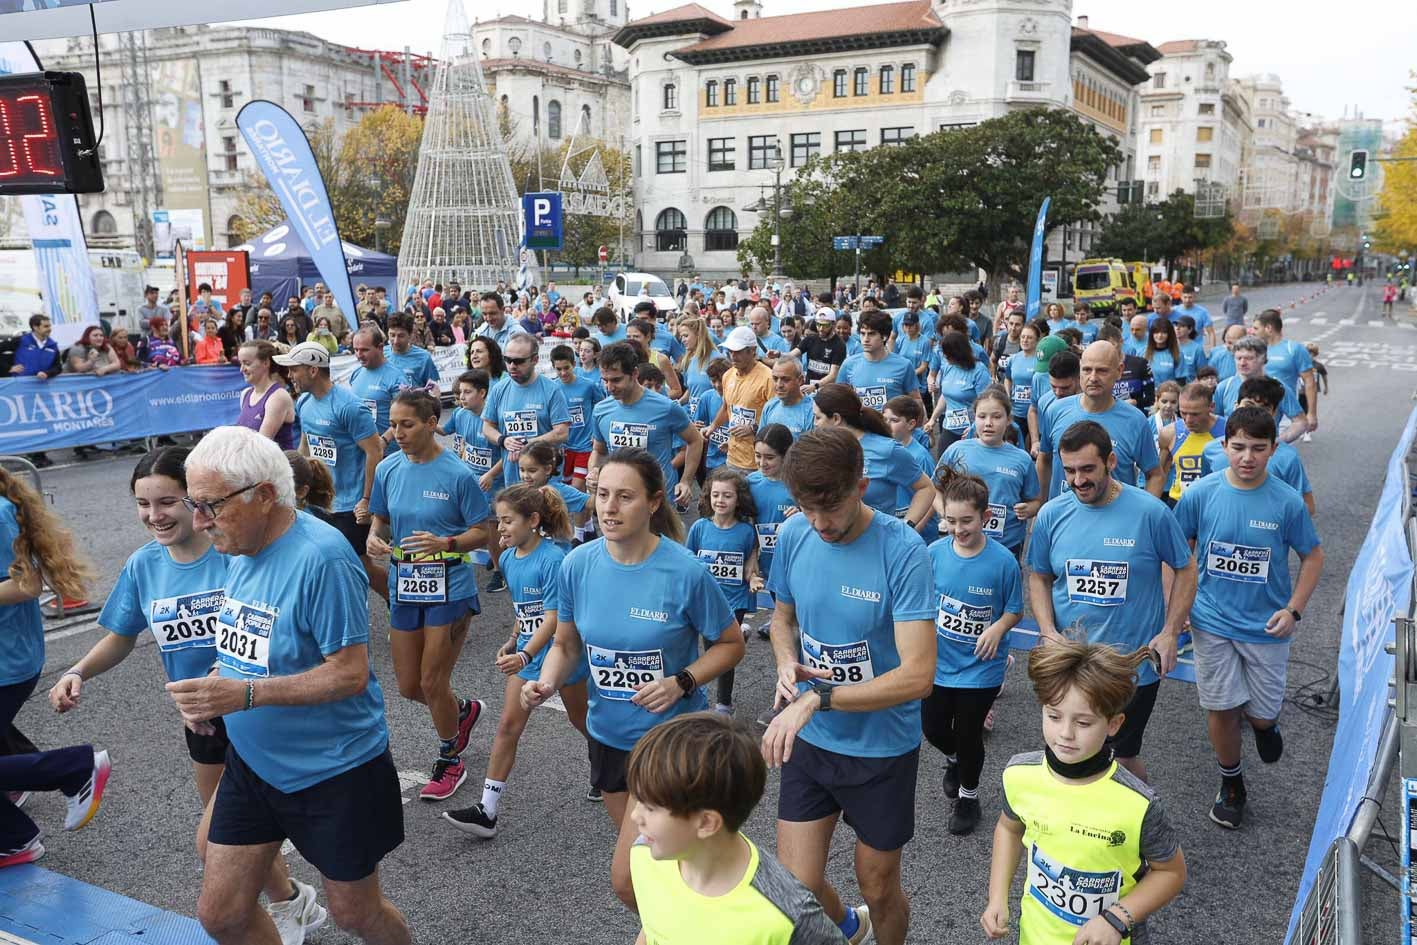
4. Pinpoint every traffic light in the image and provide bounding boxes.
[1349,149,1368,180]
